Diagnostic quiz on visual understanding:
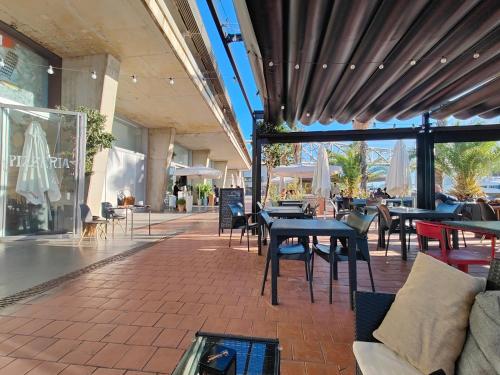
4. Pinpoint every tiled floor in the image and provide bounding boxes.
[0,212,492,374]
